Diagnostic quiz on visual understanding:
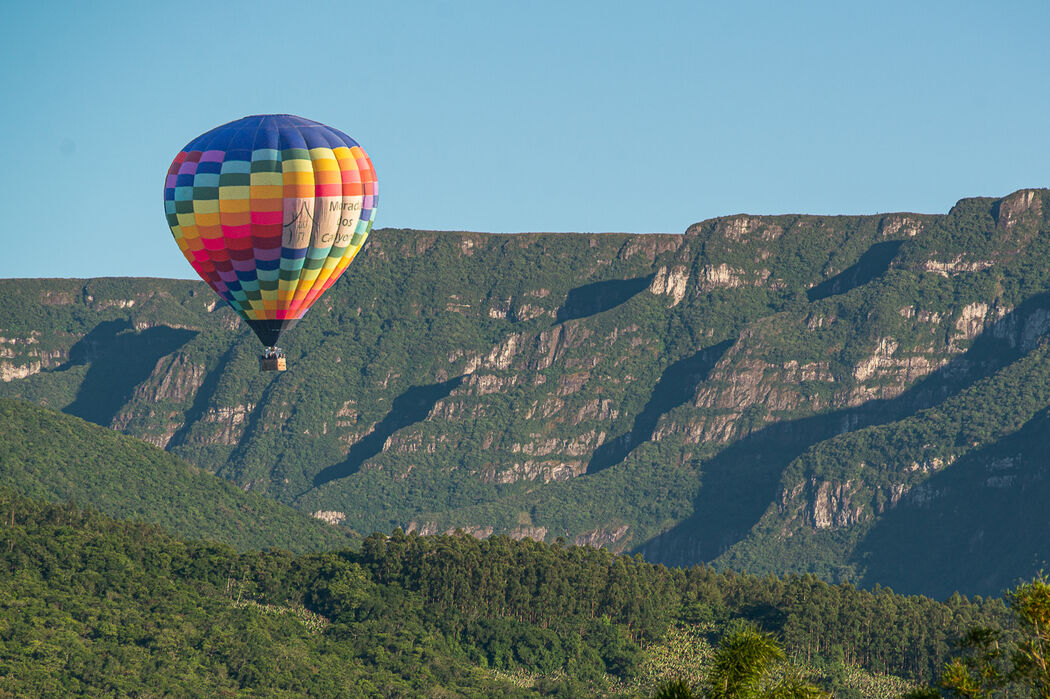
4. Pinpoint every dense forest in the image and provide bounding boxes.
[0,487,1025,697]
